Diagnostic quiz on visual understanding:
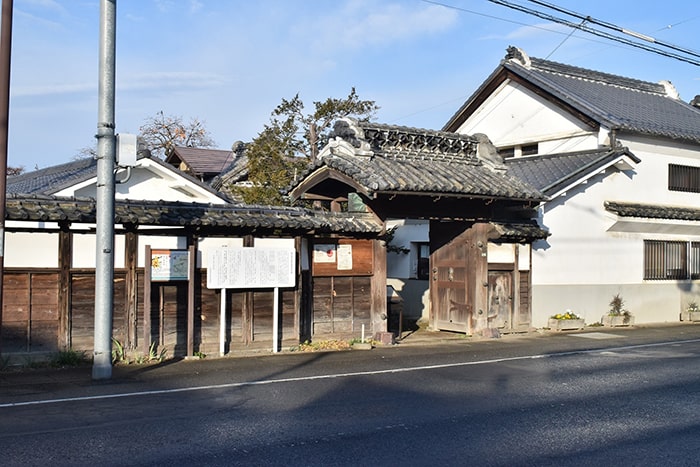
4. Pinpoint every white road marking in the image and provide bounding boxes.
[3,338,700,409]
[570,332,625,339]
